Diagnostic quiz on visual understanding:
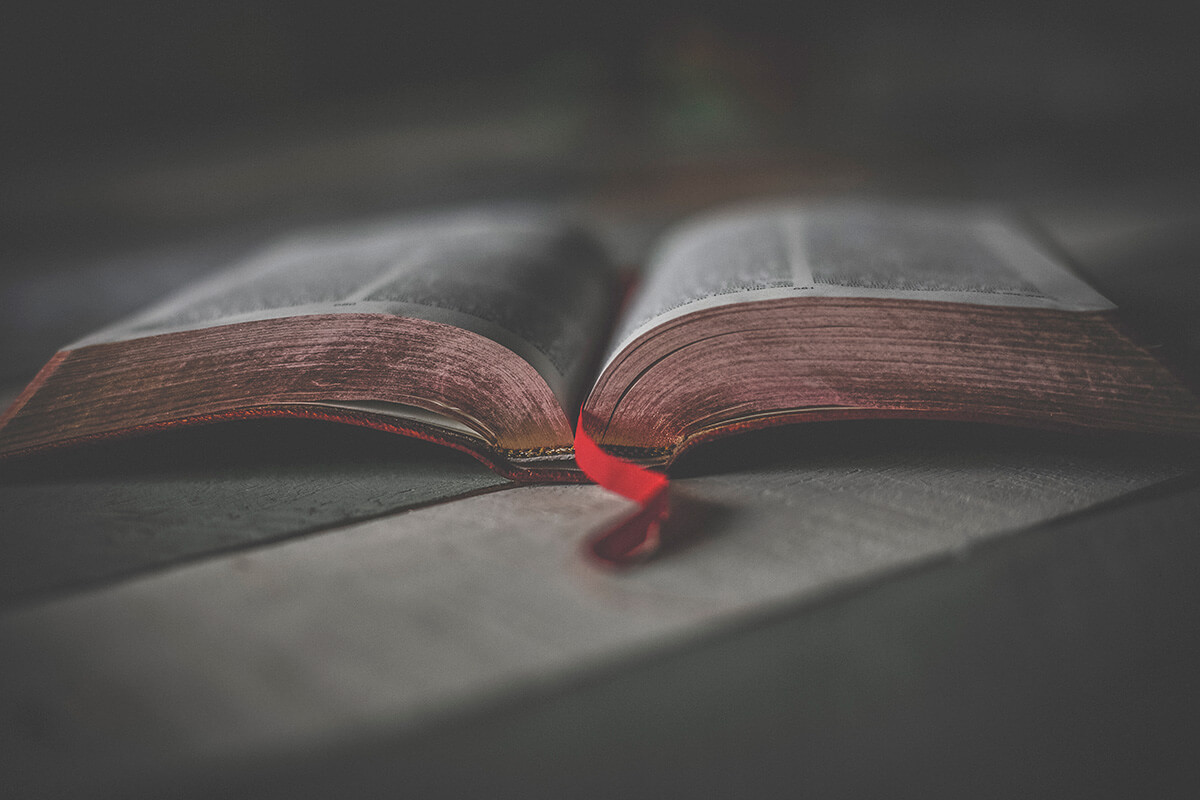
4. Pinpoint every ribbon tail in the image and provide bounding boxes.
[574,411,671,566]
